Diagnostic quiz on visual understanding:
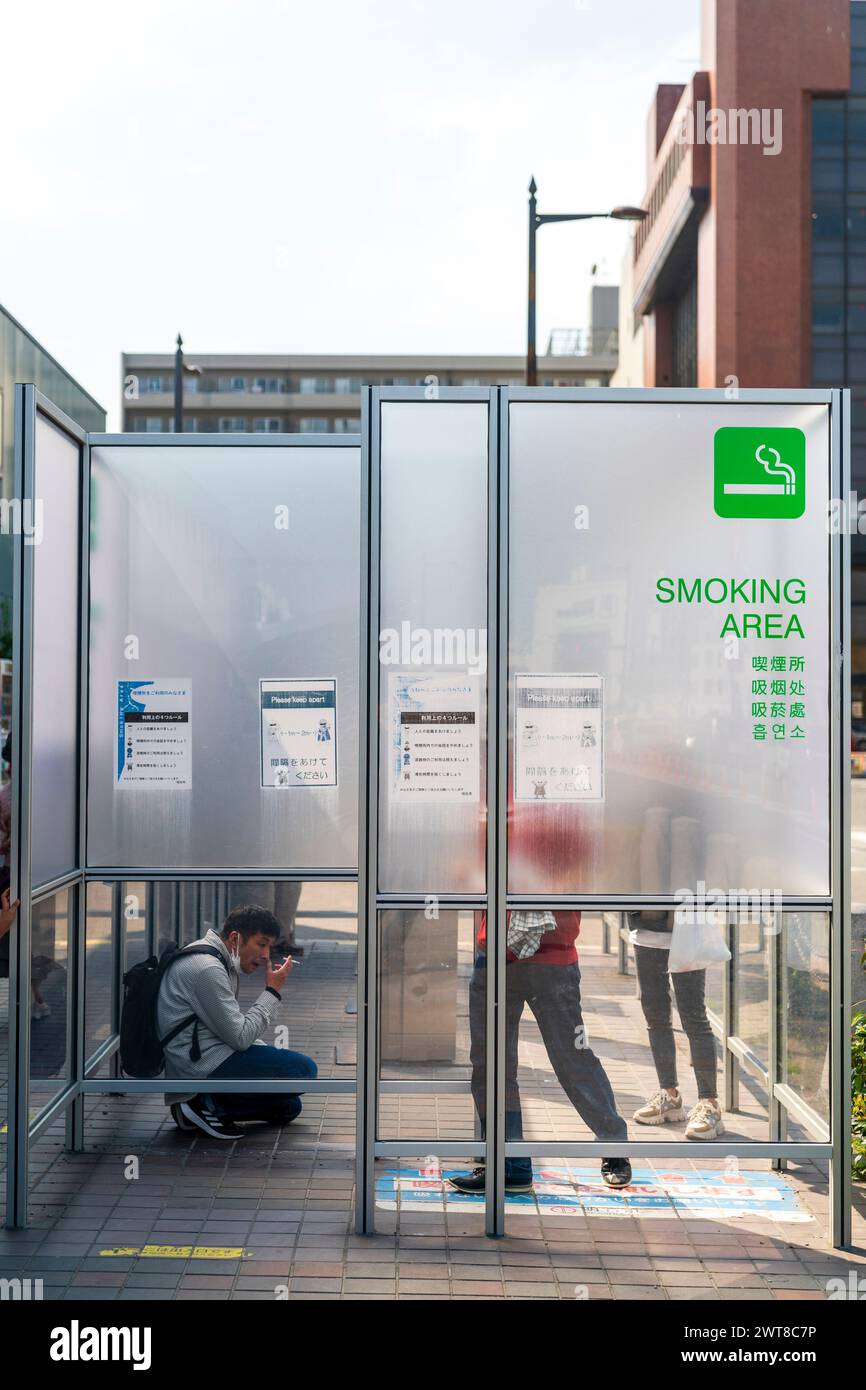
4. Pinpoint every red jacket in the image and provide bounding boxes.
[476,910,580,966]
